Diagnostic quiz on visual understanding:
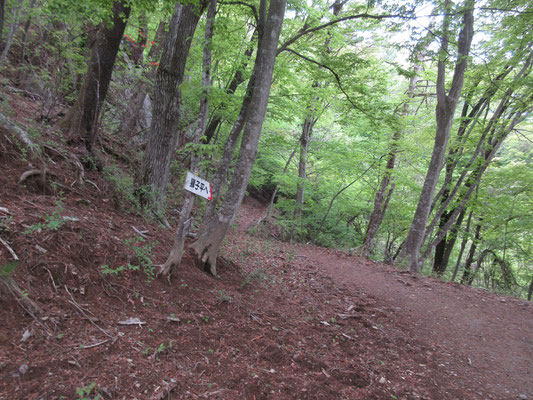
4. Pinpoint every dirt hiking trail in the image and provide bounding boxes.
[238,197,533,399]
[1,119,532,399]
